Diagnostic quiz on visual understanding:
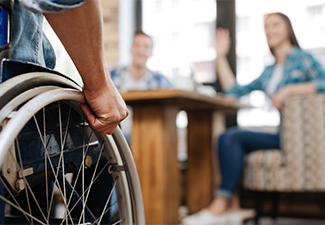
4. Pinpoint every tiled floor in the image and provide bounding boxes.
[245,217,325,225]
